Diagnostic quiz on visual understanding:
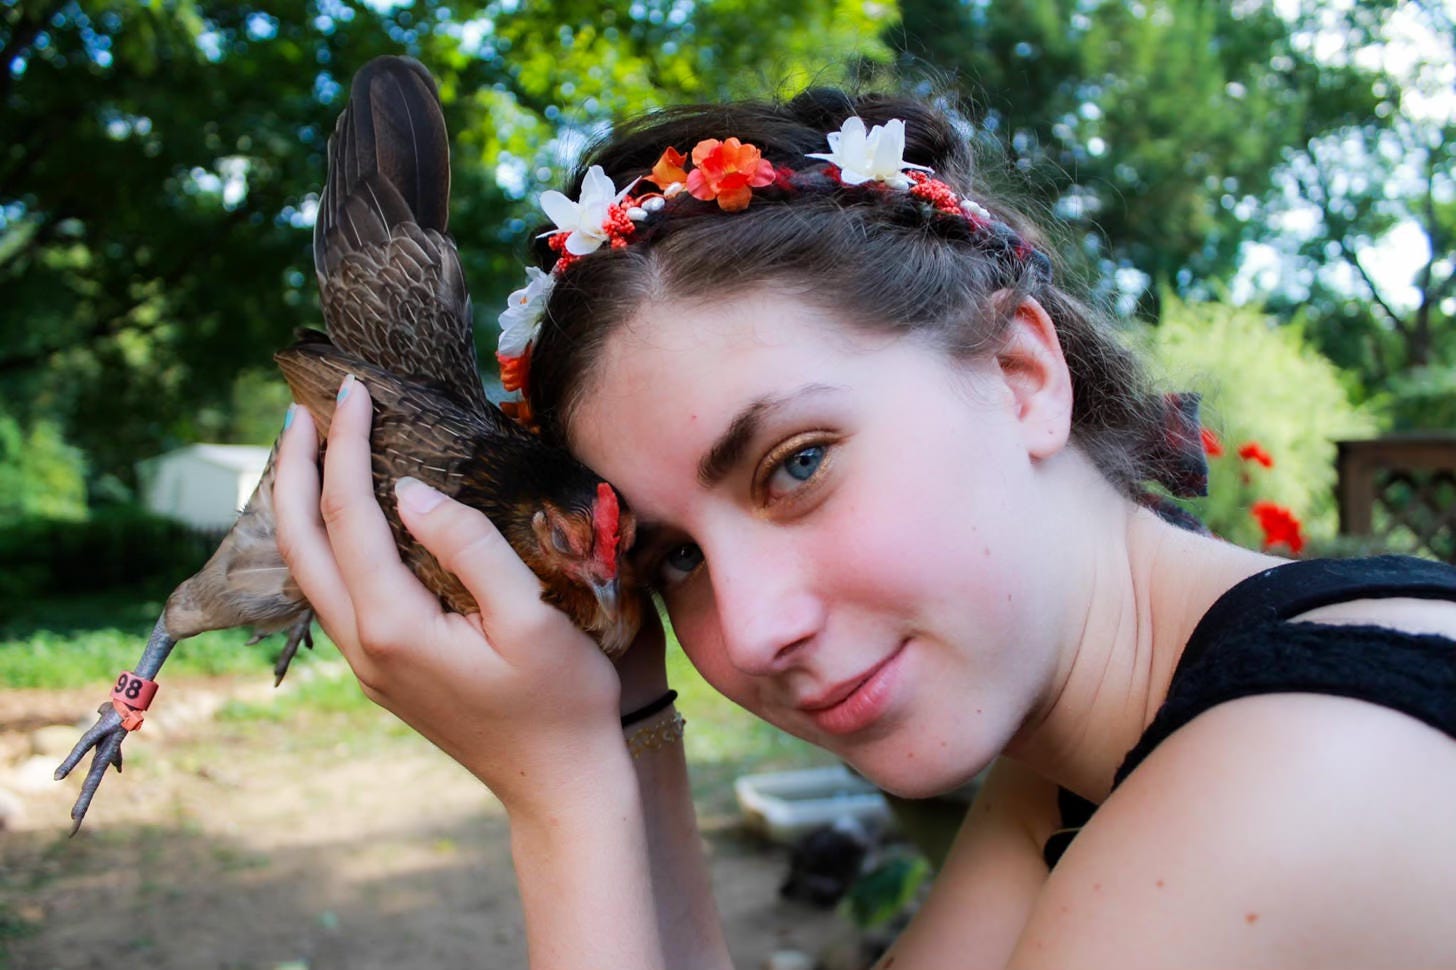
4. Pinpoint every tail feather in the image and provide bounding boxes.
[313,56,450,279]
[308,56,483,409]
